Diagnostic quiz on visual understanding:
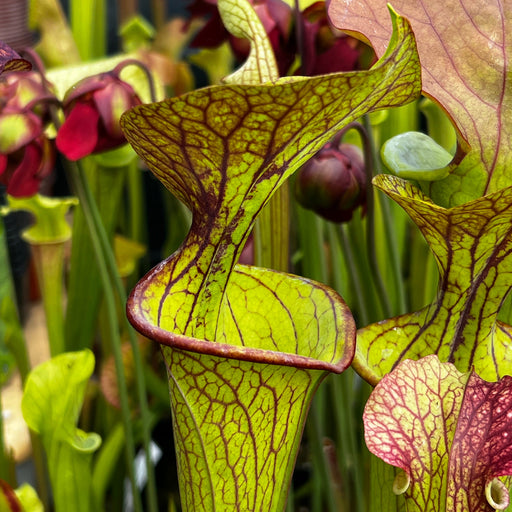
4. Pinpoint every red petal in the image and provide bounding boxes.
[56,101,100,161]
[0,154,7,175]
[7,143,42,197]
